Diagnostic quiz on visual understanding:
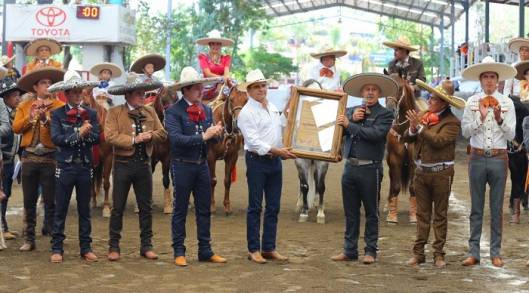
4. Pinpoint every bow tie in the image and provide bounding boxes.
[98,80,109,89]
[66,107,88,123]
[480,96,499,108]
[128,108,146,122]
[319,67,334,78]
[187,104,206,123]
[421,112,440,127]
